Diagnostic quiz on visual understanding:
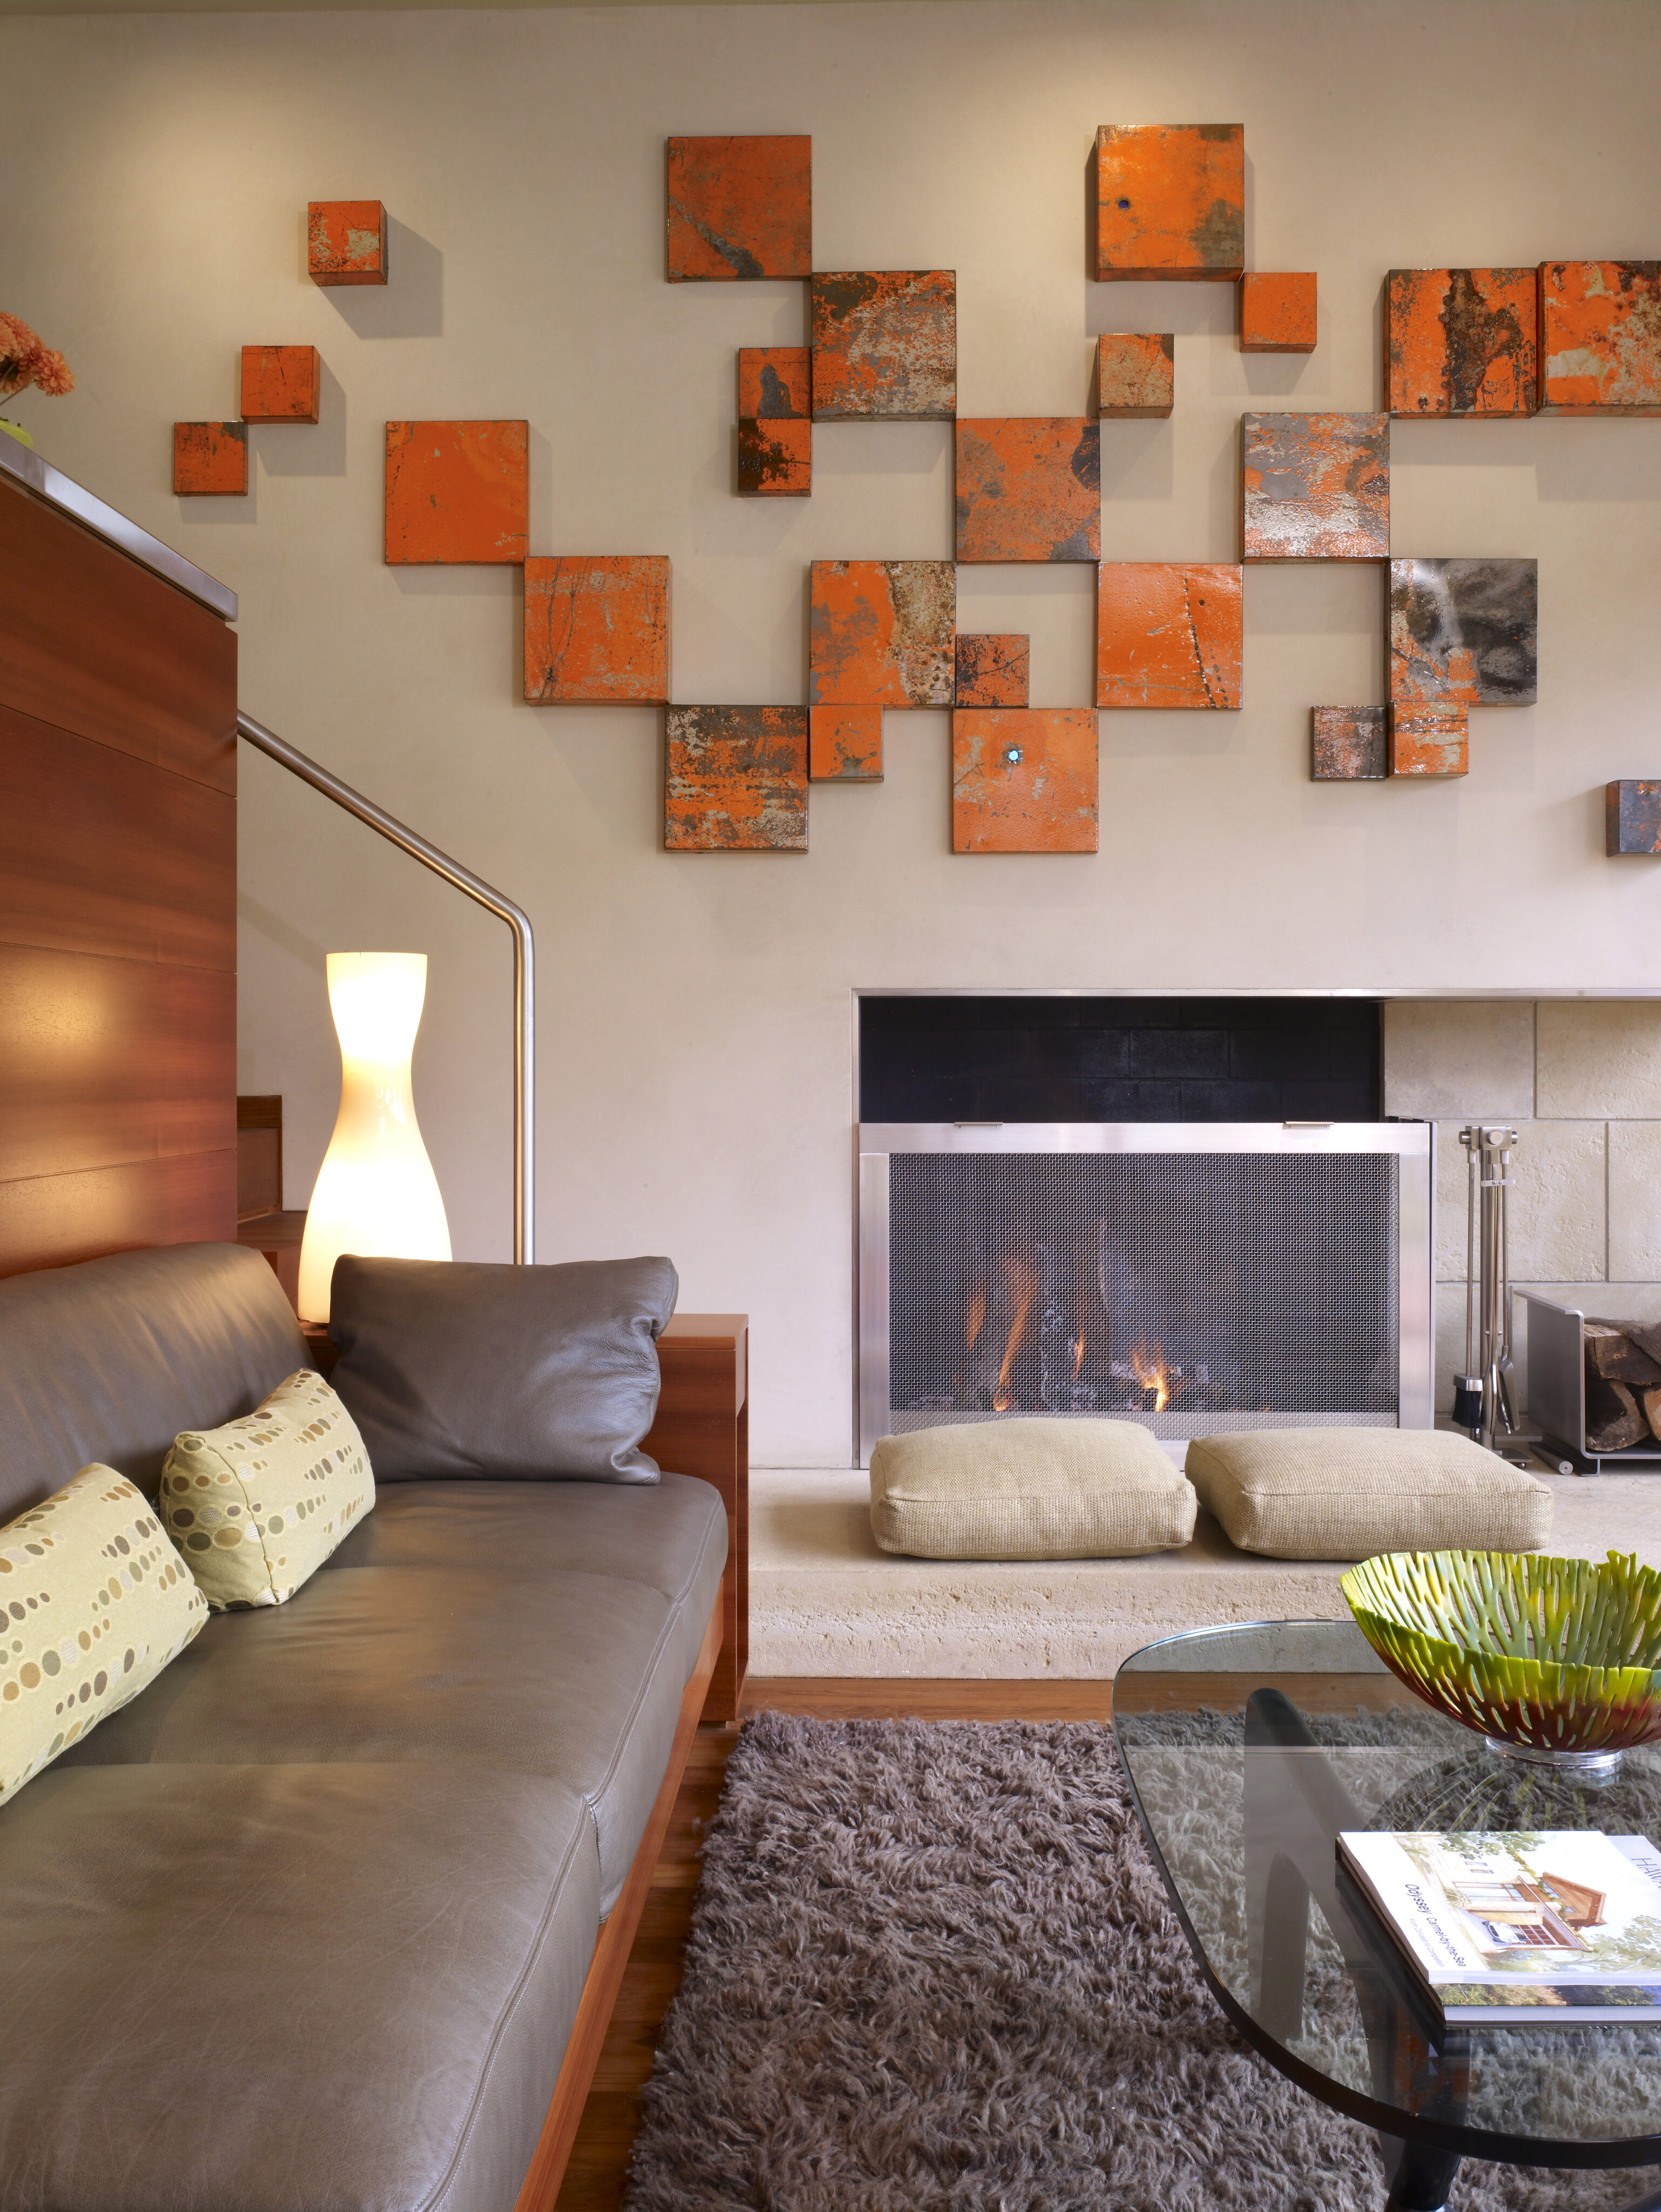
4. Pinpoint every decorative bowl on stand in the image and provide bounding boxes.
[1340,1548,1661,1782]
